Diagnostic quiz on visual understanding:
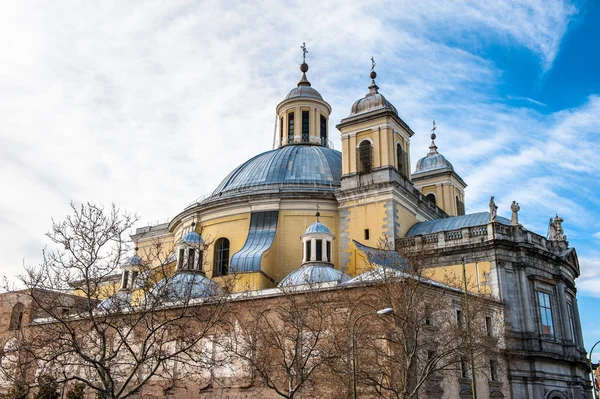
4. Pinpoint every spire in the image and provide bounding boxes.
[367,56,379,96]
[428,120,439,155]
[298,42,311,87]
